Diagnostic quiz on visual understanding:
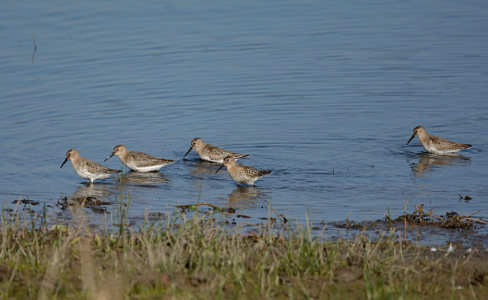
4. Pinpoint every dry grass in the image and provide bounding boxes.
[0,205,487,299]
